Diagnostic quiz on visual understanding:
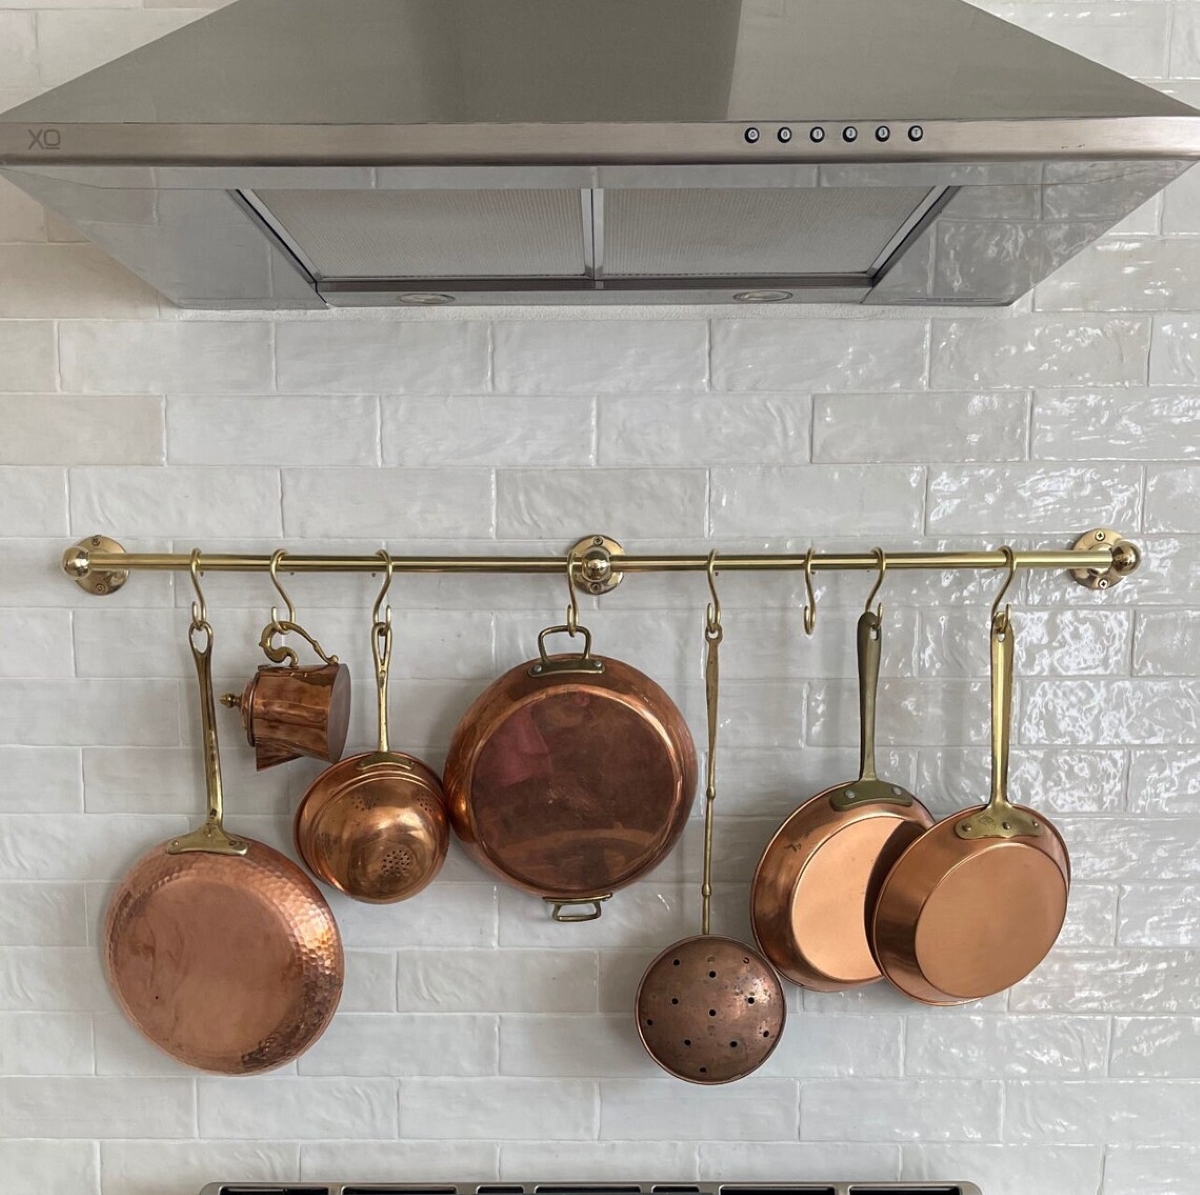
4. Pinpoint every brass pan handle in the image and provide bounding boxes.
[529,625,605,677]
[545,895,612,922]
